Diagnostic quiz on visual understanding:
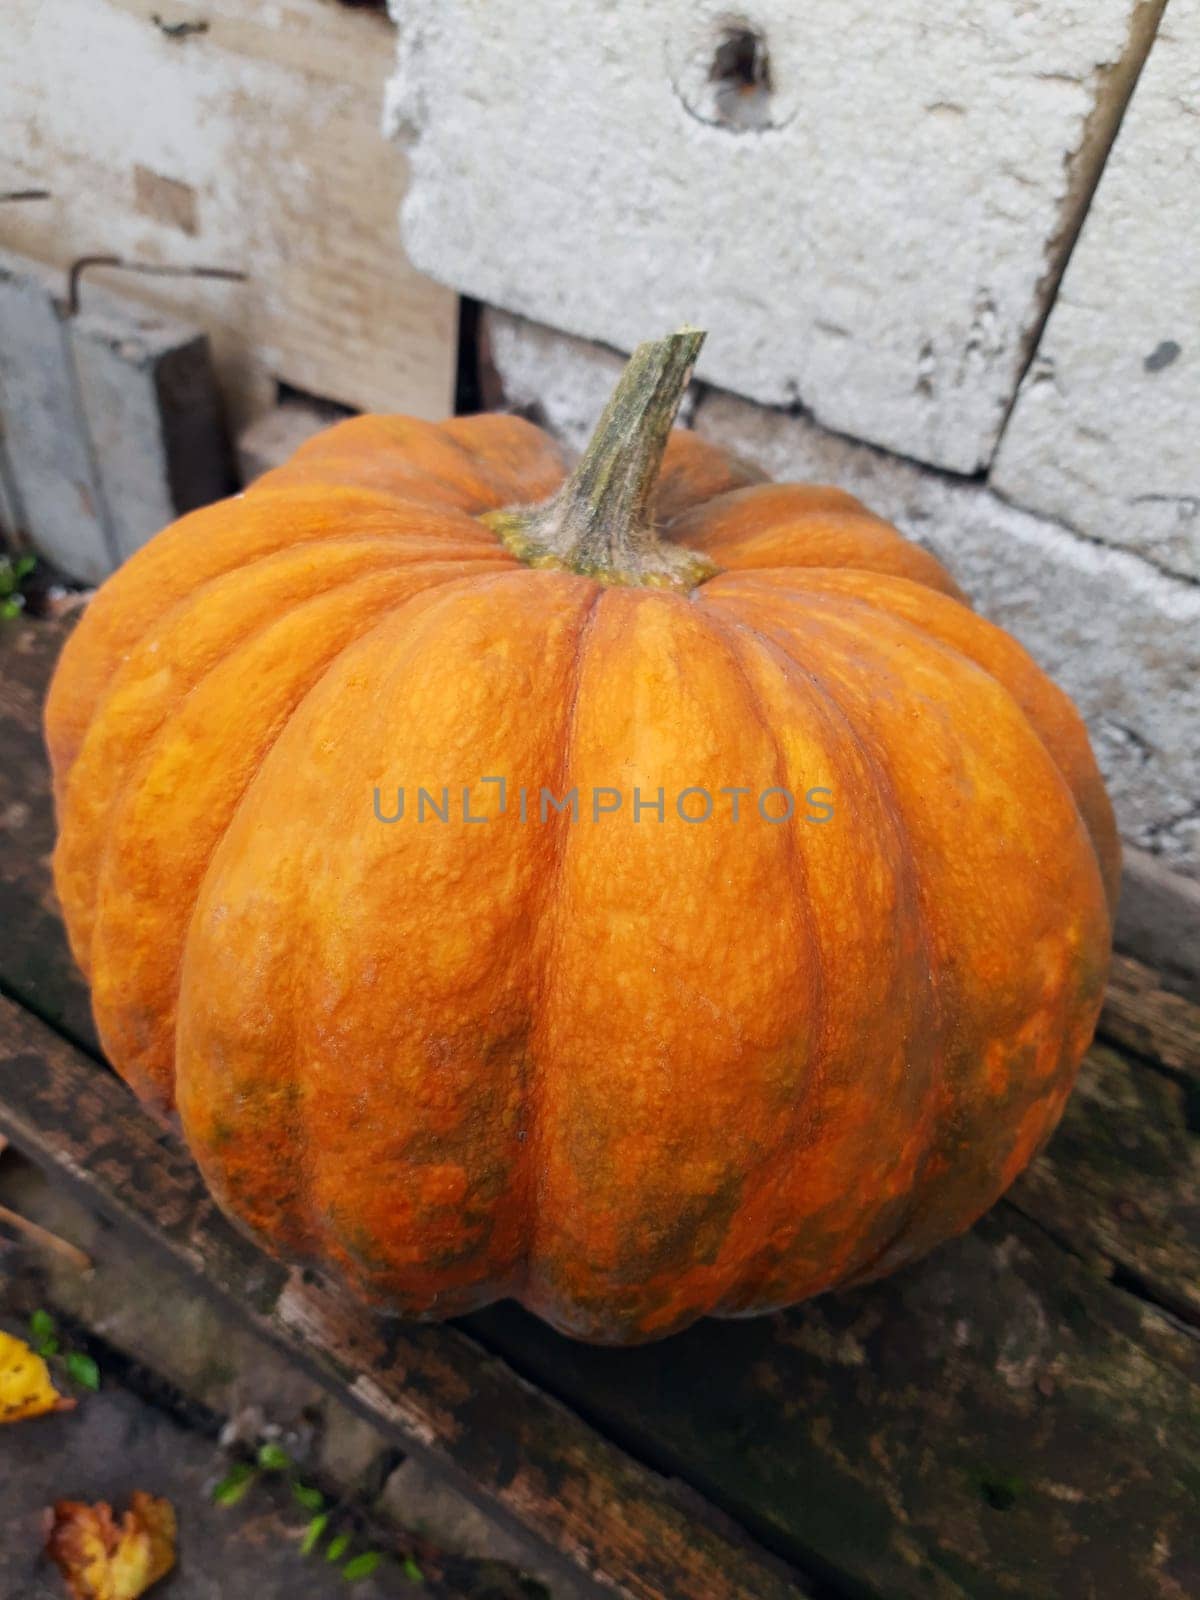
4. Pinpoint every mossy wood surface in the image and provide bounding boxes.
[1,616,1197,1600]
